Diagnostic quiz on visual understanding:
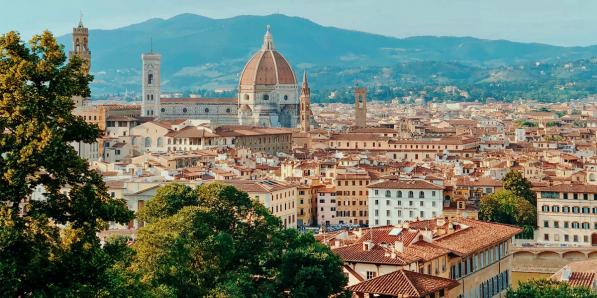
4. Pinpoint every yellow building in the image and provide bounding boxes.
[335,173,371,226]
